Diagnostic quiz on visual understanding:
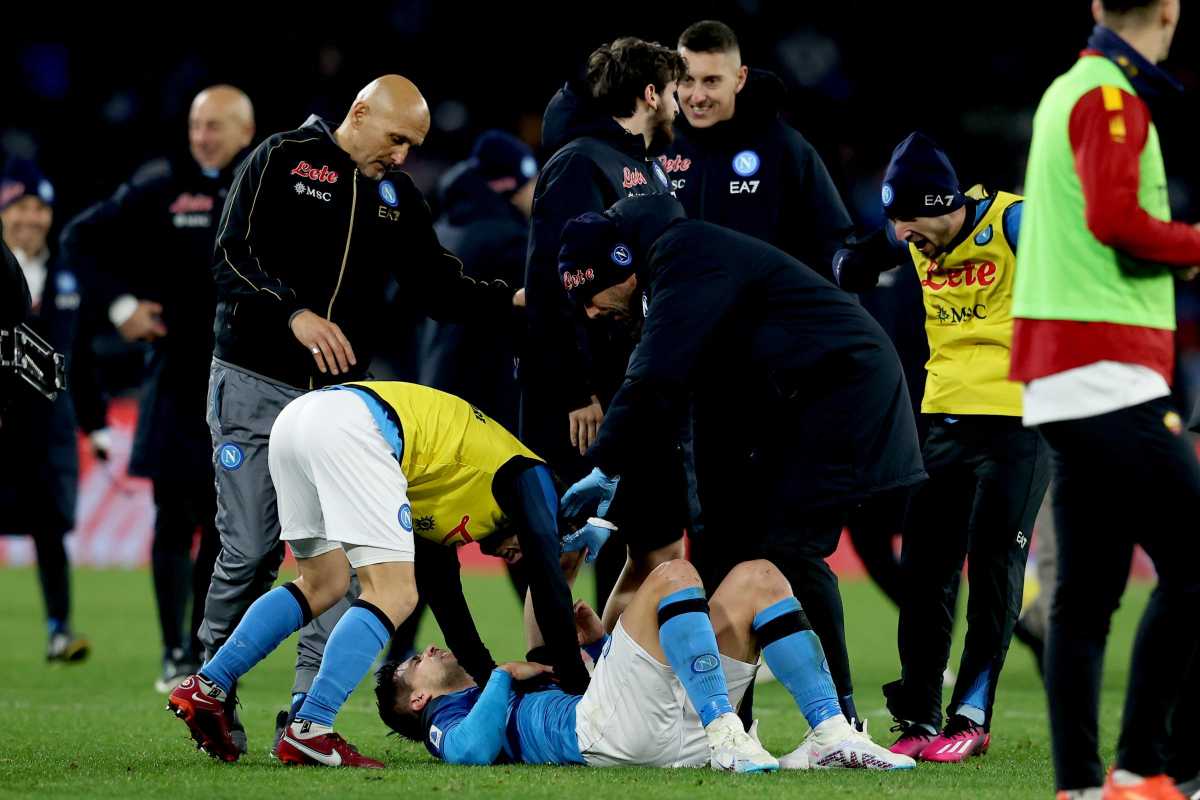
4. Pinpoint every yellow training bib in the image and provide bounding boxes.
[910,189,1023,416]
[345,381,543,546]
